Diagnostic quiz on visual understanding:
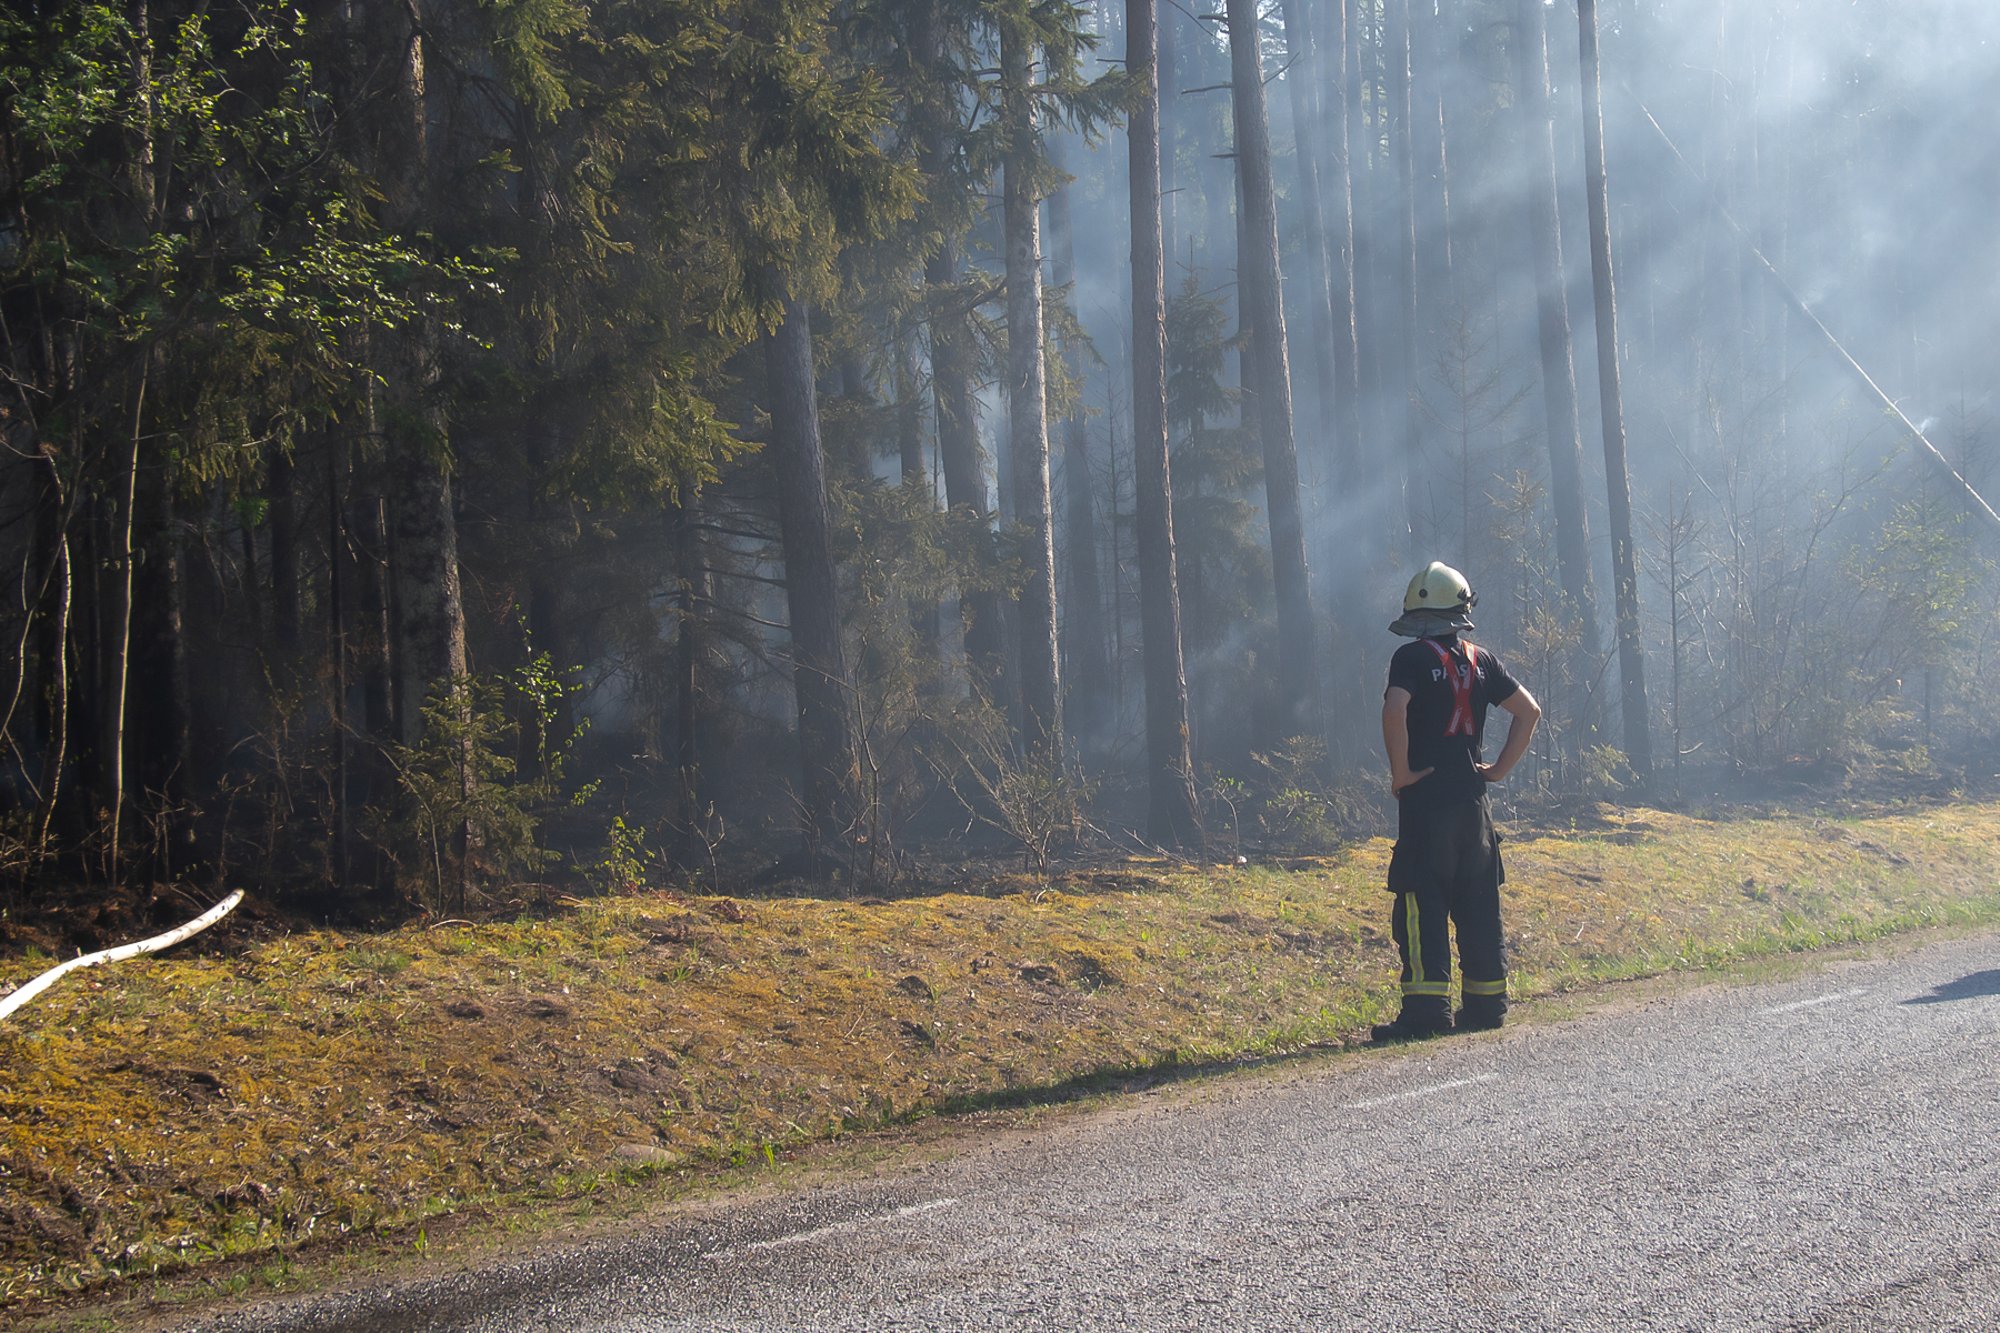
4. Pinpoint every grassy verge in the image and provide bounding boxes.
[4,800,2000,1316]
